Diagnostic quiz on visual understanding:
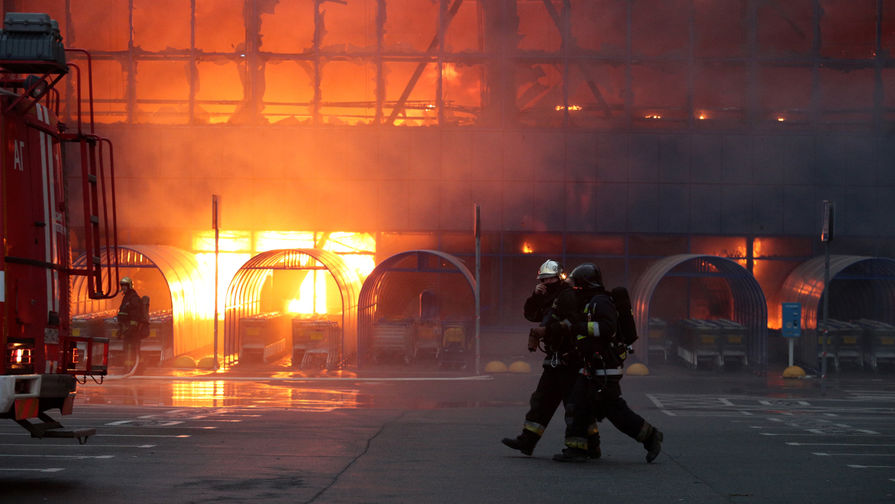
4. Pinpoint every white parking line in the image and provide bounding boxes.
[807,428,879,435]
[0,454,114,459]
[96,434,190,438]
[0,443,155,448]
[761,432,891,437]
[848,465,895,469]
[814,452,895,457]
[0,467,64,472]
[788,442,895,447]
[99,423,212,430]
